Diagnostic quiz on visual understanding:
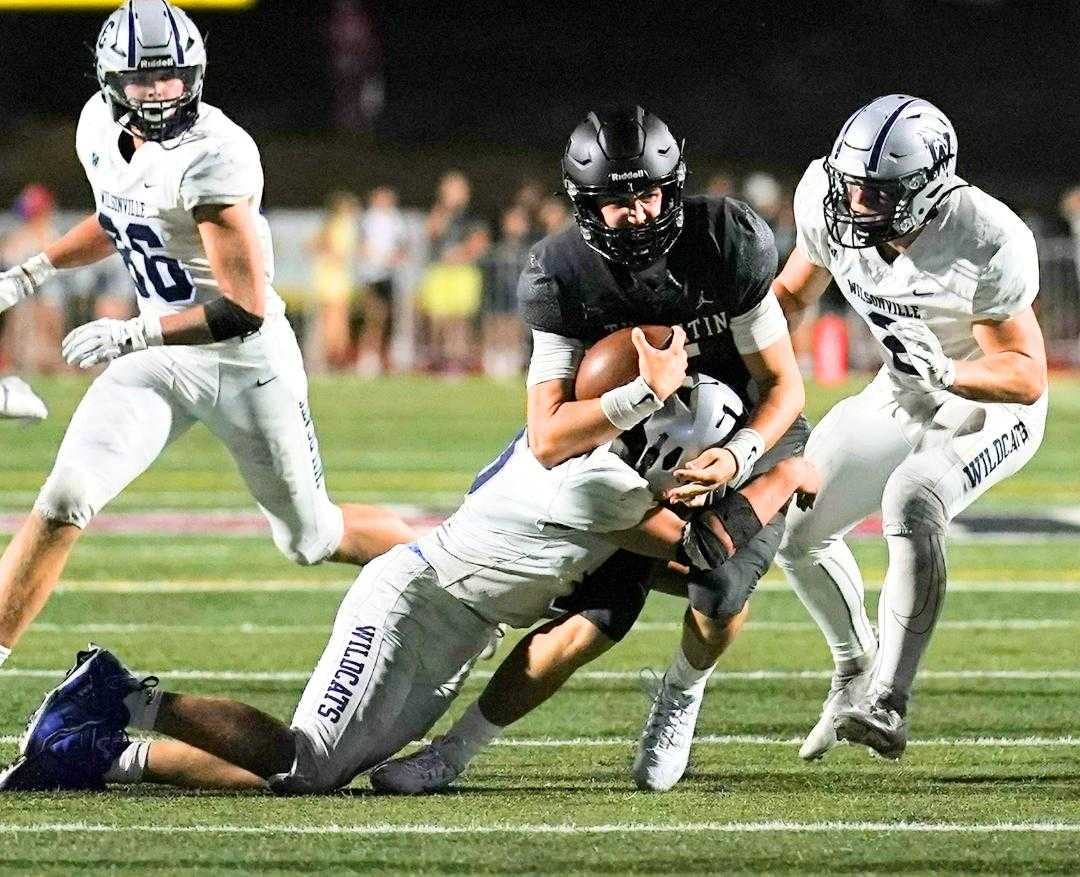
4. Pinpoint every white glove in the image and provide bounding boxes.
[0,253,56,313]
[0,377,48,422]
[891,320,956,390]
[62,314,164,370]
